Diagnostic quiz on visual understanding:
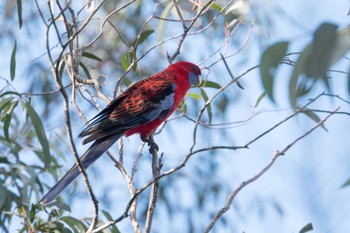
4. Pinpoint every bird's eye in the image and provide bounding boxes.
[192,66,197,72]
